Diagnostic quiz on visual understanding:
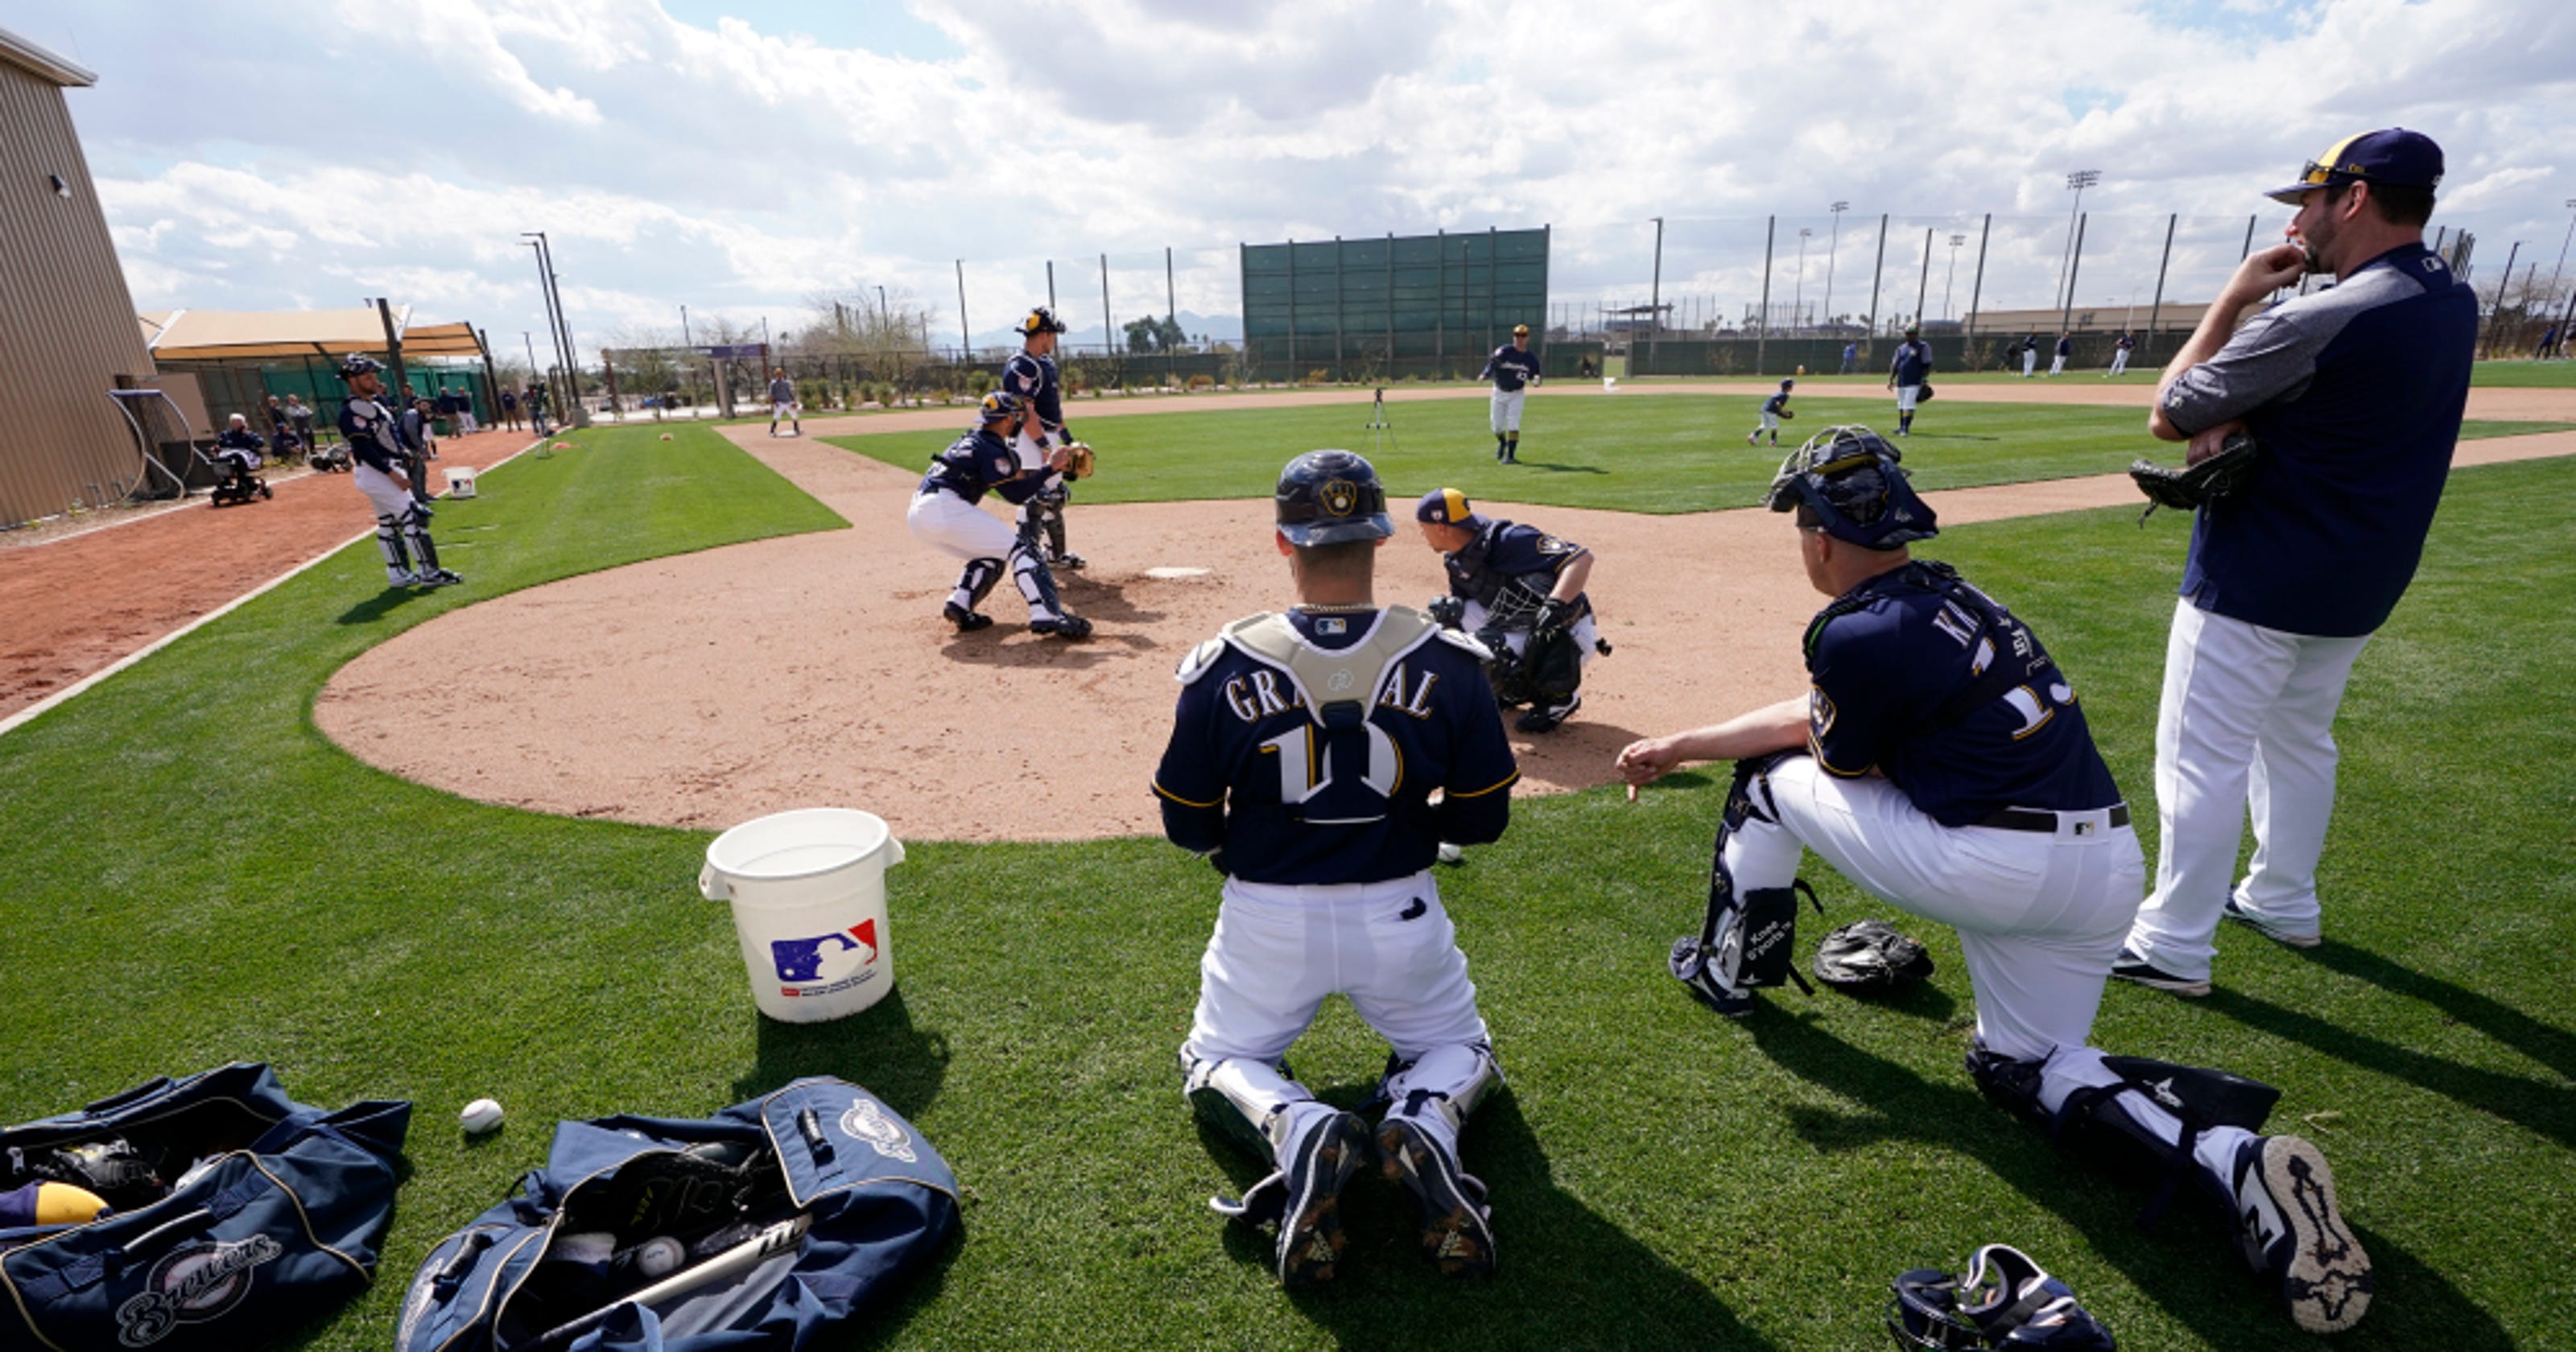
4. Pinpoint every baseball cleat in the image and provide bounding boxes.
[416,569,464,588]
[1030,613,1092,640]
[1377,1117,1494,1278]
[2235,1135,2372,1333]
[1515,695,1581,734]
[2223,896,2322,948]
[1670,935,1757,1016]
[943,602,993,633]
[1052,553,1087,571]
[2110,947,2211,997]
[1276,1112,1368,1288]
[1746,432,1760,447]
